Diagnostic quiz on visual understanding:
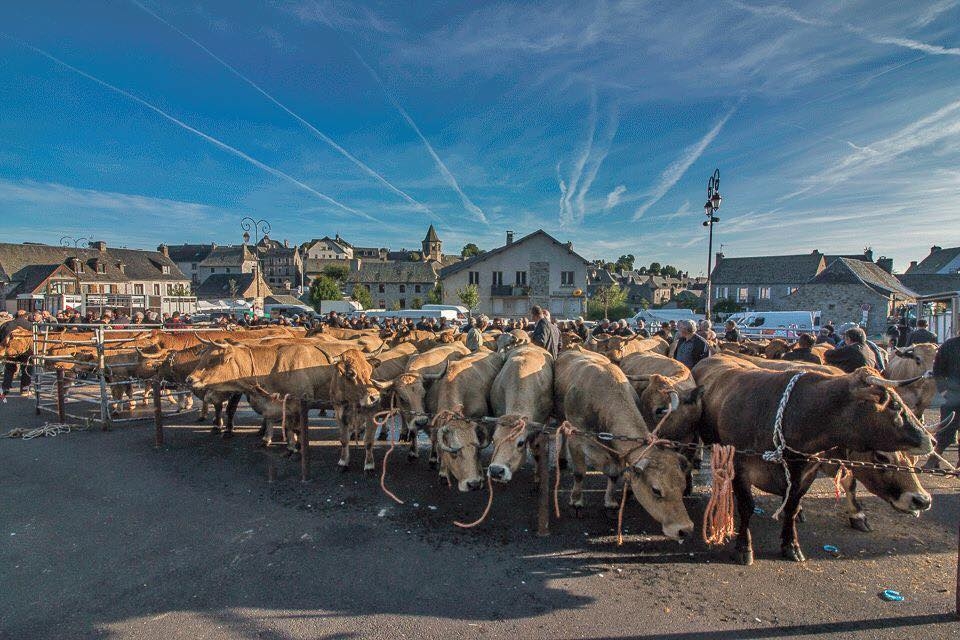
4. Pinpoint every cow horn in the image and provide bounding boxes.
[926,411,955,434]
[423,360,449,380]
[367,343,386,359]
[626,374,651,382]
[437,425,462,454]
[481,416,499,424]
[668,391,680,412]
[196,336,215,346]
[135,347,164,360]
[594,335,610,343]
[867,375,923,388]
[312,347,332,364]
